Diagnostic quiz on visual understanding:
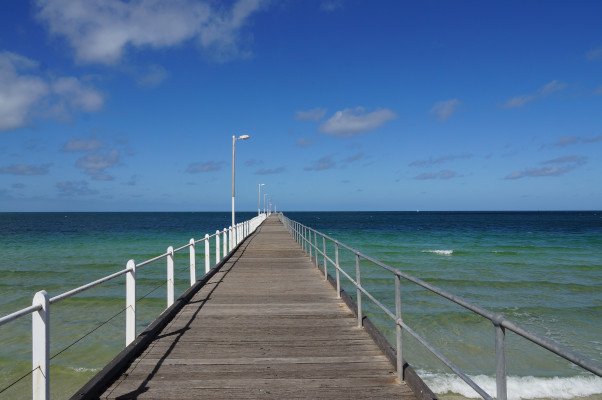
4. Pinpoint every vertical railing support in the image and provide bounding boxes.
[335,241,341,298]
[204,234,210,274]
[126,260,136,346]
[32,290,49,400]
[395,274,403,382]
[216,230,221,264]
[229,226,233,252]
[223,228,227,256]
[189,239,196,286]
[167,246,174,307]
[322,235,327,280]
[314,231,318,269]
[495,321,508,400]
[356,252,362,327]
